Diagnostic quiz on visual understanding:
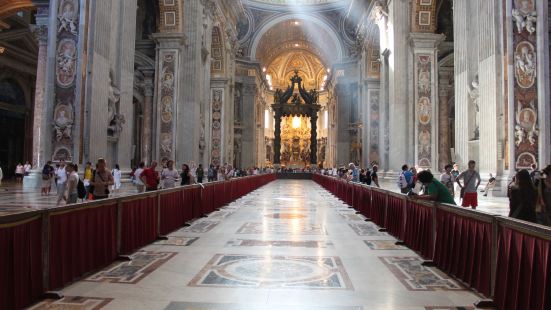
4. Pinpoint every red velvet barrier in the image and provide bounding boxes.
[120,197,158,254]
[385,195,406,240]
[185,186,203,218]
[213,182,225,209]
[371,190,388,228]
[160,191,186,235]
[433,208,492,297]
[345,183,354,206]
[360,186,372,218]
[49,204,117,289]
[201,184,215,215]
[494,225,551,310]
[403,201,434,259]
[231,179,238,202]
[353,184,362,210]
[0,216,43,310]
